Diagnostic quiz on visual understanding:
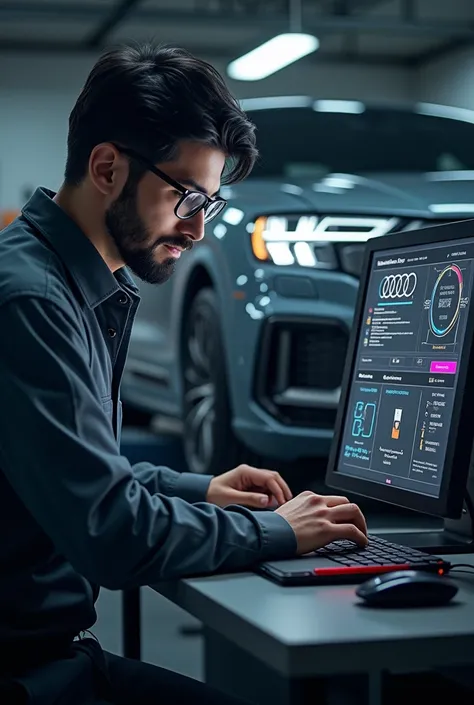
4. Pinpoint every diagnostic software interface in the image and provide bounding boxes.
[337,236,474,498]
